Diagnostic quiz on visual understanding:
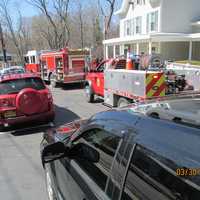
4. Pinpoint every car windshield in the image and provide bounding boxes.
[0,77,46,94]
